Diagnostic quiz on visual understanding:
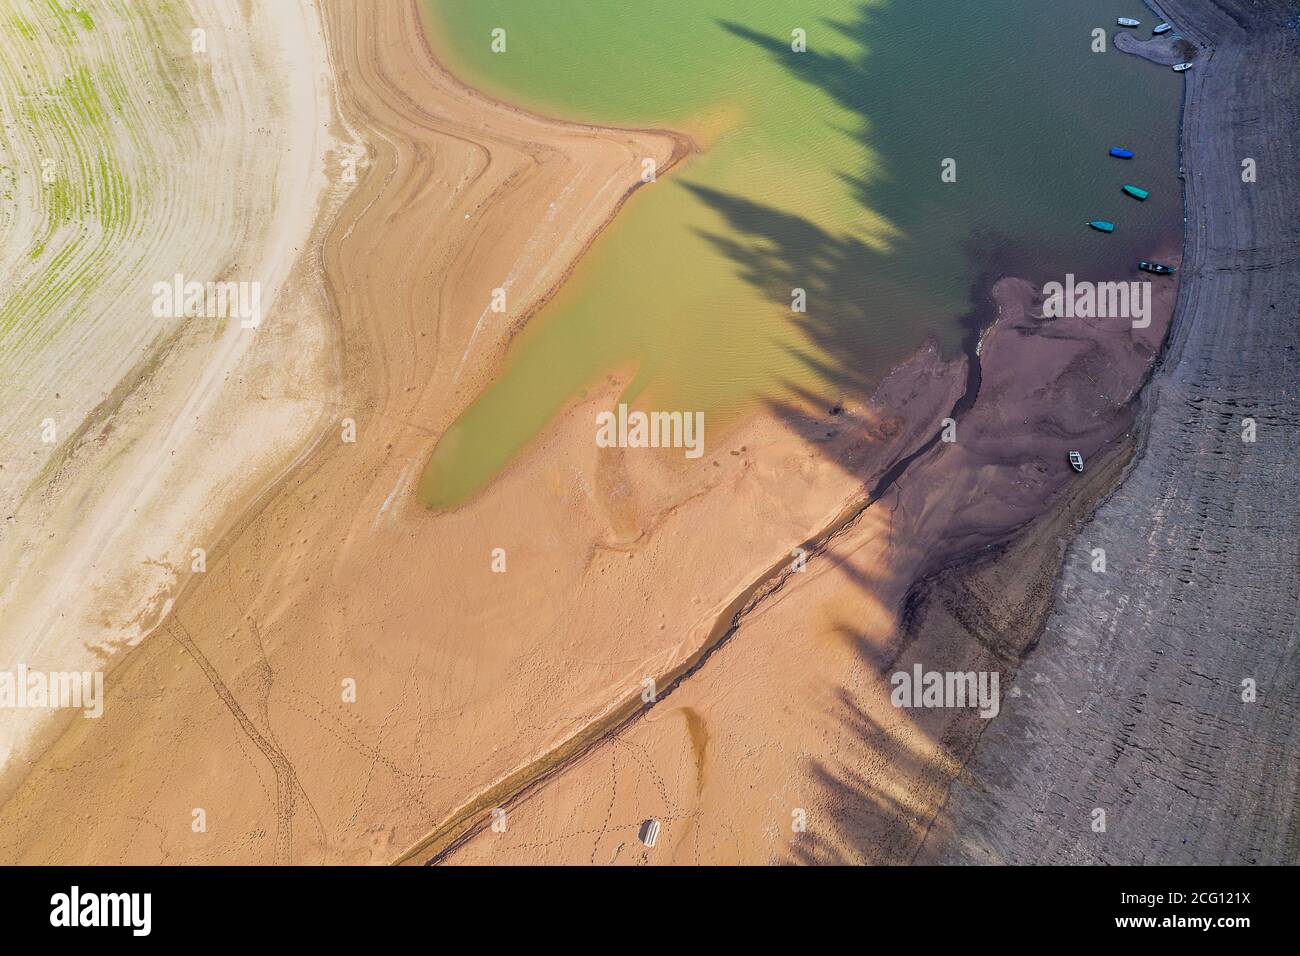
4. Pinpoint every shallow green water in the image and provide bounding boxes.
[420,0,1183,508]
